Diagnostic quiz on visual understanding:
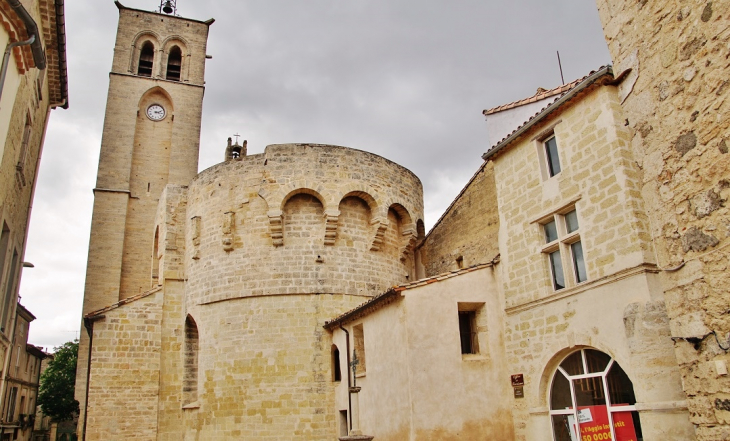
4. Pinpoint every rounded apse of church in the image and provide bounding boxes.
[183,143,424,307]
